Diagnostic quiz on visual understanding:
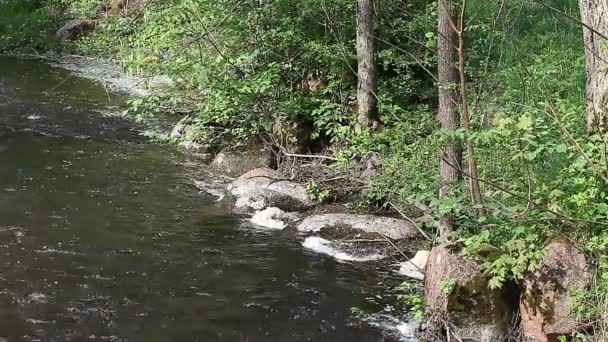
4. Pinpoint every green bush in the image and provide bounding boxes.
[0,0,59,51]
